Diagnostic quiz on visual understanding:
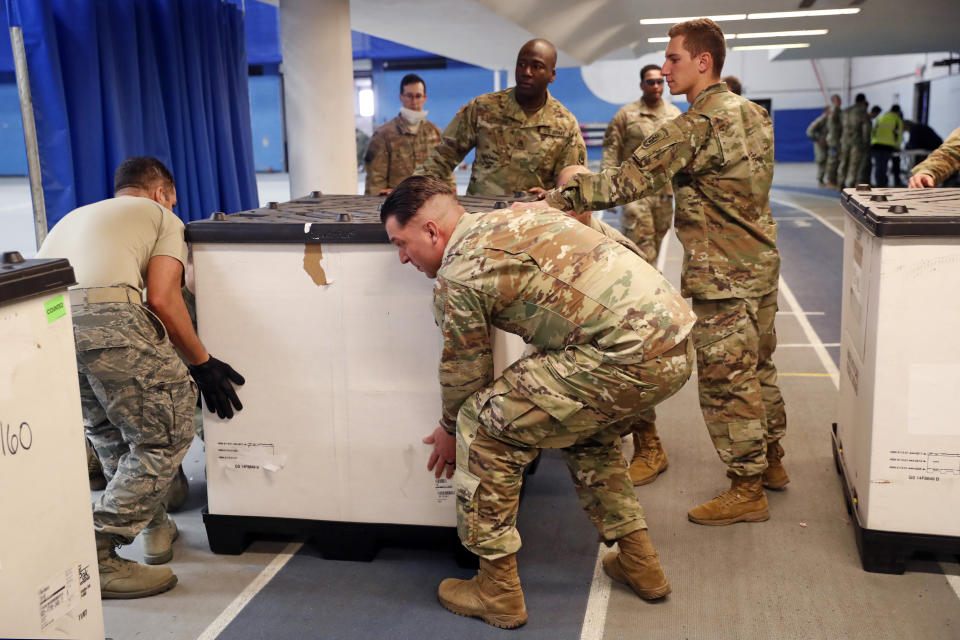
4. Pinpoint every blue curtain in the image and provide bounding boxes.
[5,0,258,226]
